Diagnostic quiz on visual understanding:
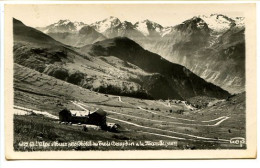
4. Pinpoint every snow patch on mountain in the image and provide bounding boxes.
[120,21,135,30]
[199,14,243,33]
[74,22,87,31]
[161,27,174,37]
[135,19,163,36]
[38,14,245,38]
[91,16,121,33]
[232,17,245,28]
[135,21,150,36]
[39,19,87,33]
